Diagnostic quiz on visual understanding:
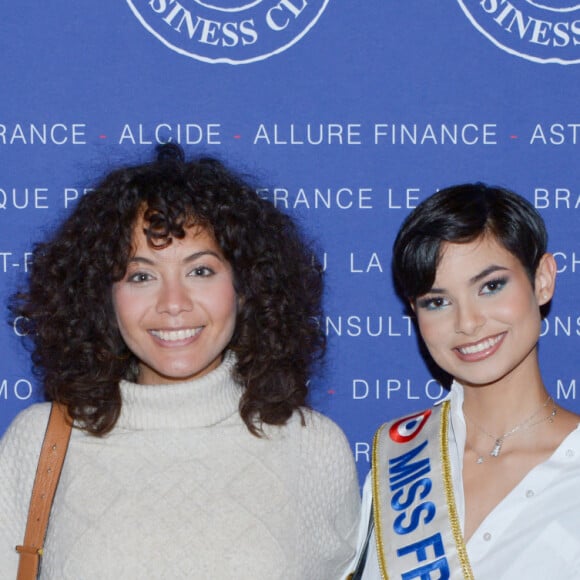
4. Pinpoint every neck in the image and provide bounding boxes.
[460,379,549,435]
[116,351,242,430]
[461,386,558,464]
